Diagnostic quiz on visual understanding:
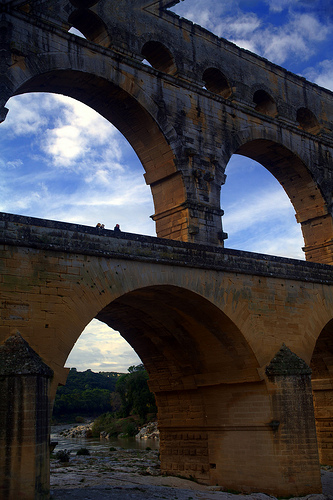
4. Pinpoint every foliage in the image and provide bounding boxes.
[62,368,119,393]
[116,364,157,421]
[53,387,112,416]
[75,416,86,423]
[91,414,138,438]
[121,420,138,437]
[92,412,119,437]
[52,364,157,423]
[53,368,120,417]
